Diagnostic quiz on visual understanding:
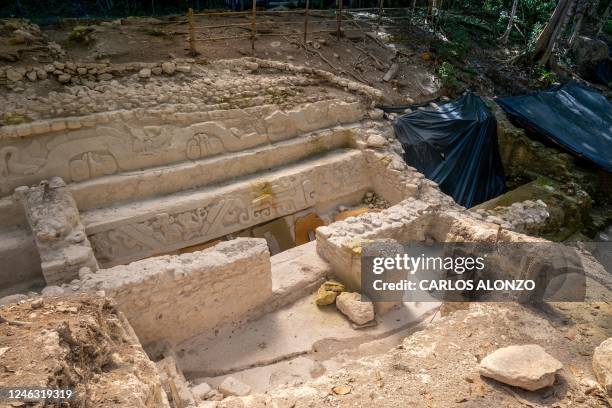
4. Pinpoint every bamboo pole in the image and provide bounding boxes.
[251,0,257,51]
[336,0,342,40]
[188,8,197,56]
[304,0,310,45]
